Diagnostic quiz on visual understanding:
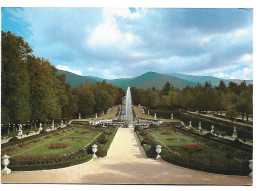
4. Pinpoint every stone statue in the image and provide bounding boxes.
[198,122,201,130]
[211,125,214,134]
[52,119,55,130]
[171,113,173,119]
[232,126,238,139]
[39,122,42,131]
[189,121,192,128]
[154,113,157,118]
